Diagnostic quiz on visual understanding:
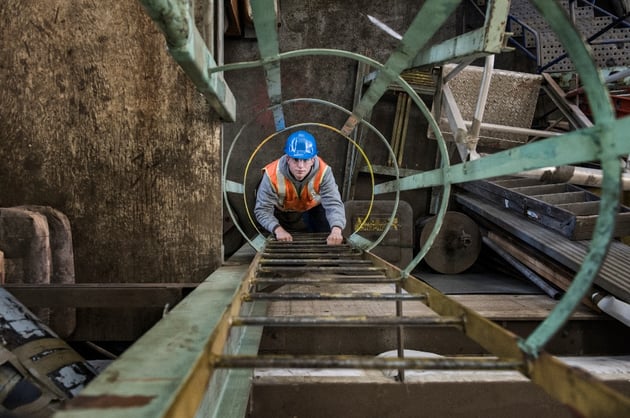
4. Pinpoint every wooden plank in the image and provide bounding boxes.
[486,231,599,311]
[512,183,573,196]
[2,283,198,308]
[492,177,548,188]
[450,294,600,320]
[557,201,600,215]
[533,191,590,205]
